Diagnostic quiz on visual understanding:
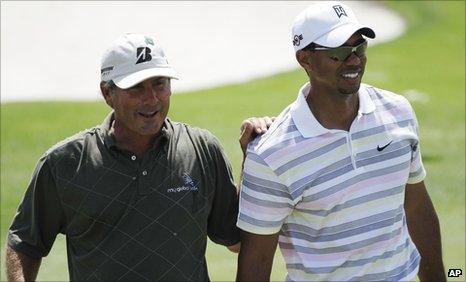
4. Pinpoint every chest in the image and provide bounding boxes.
[55,140,214,240]
[277,116,418,212]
